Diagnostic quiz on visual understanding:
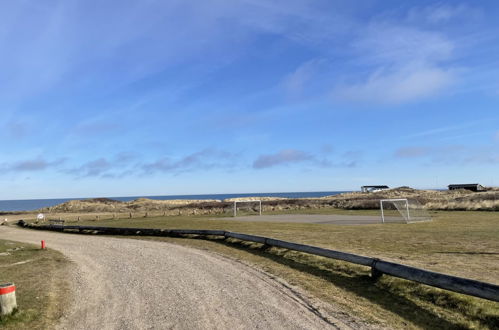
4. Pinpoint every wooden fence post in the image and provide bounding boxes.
[371,259,383,280]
